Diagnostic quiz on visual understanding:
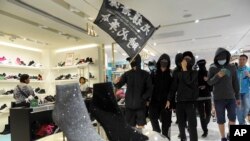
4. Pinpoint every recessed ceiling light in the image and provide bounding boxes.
[0,41,42,52]
[88,17,95,21]
[55,44,99,53]
[153,42,157,46]
[150,52,156,56]
[195,55,199,59]
[194,19,200,23]
[122,53,127,56]
[114,50,118,53]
